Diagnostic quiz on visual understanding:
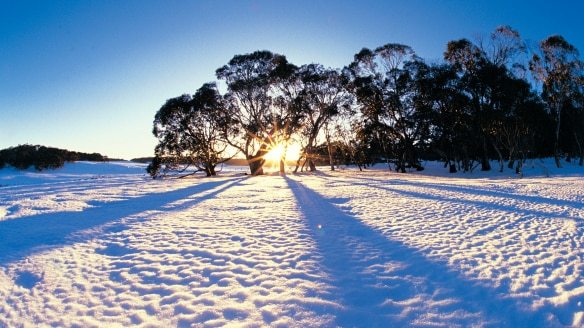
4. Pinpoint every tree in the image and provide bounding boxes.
[480,25,526,70]
[294,64,351,172]
[560,92,584,165]
[411,63,472,172]
[331,117,372,171]
[269,59,306,173]
[530,35,584,167]
[150,83,232,178]
[492,74,547,174]
[216,50,299,175]
[347,44,425,172]
[444,38,497,171]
